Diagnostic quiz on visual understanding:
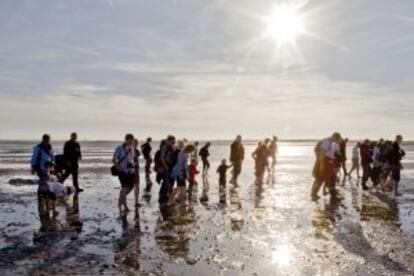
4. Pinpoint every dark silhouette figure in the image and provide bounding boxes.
[61,132,83,192]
